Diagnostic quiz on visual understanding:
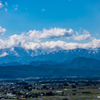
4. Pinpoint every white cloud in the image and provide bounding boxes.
[0,52,8,57]
[71,29,92,41]
[83,29,89,34]
[90,39,100,48]
[0,34,99,53]
[0,26,6,36]
[40,28,73,39]
[15,8,17,10]
[0,27,100,54]
[96,33,99,36]
[5,2,8,6]
[5,33,28,48]
[0,2,3,8]
[21,39,100,53]
[27,28,92,42]
[41,9,45,12]
[75,31,79,35]
[0,35,100,53]
[4,8,7,11]
[28,30,41,42]
[14,5,18,10]
[72,34,92,41]
[28,28,73,42]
